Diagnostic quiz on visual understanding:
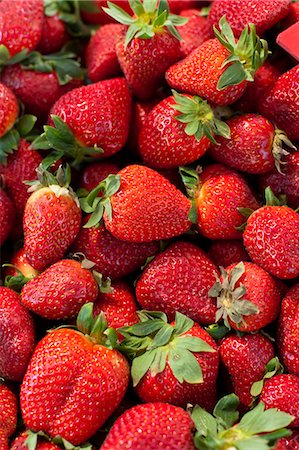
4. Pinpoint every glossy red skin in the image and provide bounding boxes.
[11,432,61,450]
[50,78,132,157]
[179,9,212,57]
[0,188,15,246]
[275,431,299,450]
[0,83,19,138]
[208,0,290,37]
[21,259,99,320]
[128,99,160,154]
[139,96,210,169]
[72,221,159,280]
[78,161,120,192]
[136,241,219,325]
[0,0,43,56]
[259,153,299,209]
[220,334,274,409]
[37,15,69,54]
[20,328,130,445]
[209,114,276,174]
[243,206,299,279]
[5,247,39,279]
[277,284,299,376]
[135,323,218,410]
[166,39,247,106]
[260,374,299,428]
[24,187,82,271]
[208,239,250,267]
[86,24,122,82]
[222,262,281,332]
[196,165,260,239]
[104,165,192,242]
[0,287,35,381]
[0,384,17,435]
[0,428,8,450]
[259,65,299,142]
[116,27,183,101]
[101,402,196,450]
